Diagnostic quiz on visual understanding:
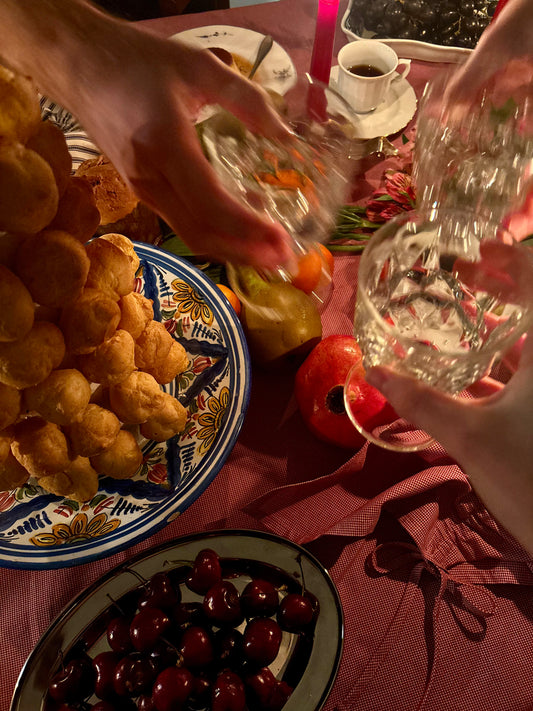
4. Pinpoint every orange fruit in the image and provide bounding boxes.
[290,243,334,294]
[216,283,241,317]
[318,243,334,277]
